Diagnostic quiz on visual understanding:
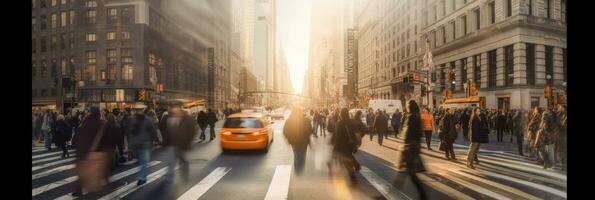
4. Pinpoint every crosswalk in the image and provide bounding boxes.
[32,140,567,200]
